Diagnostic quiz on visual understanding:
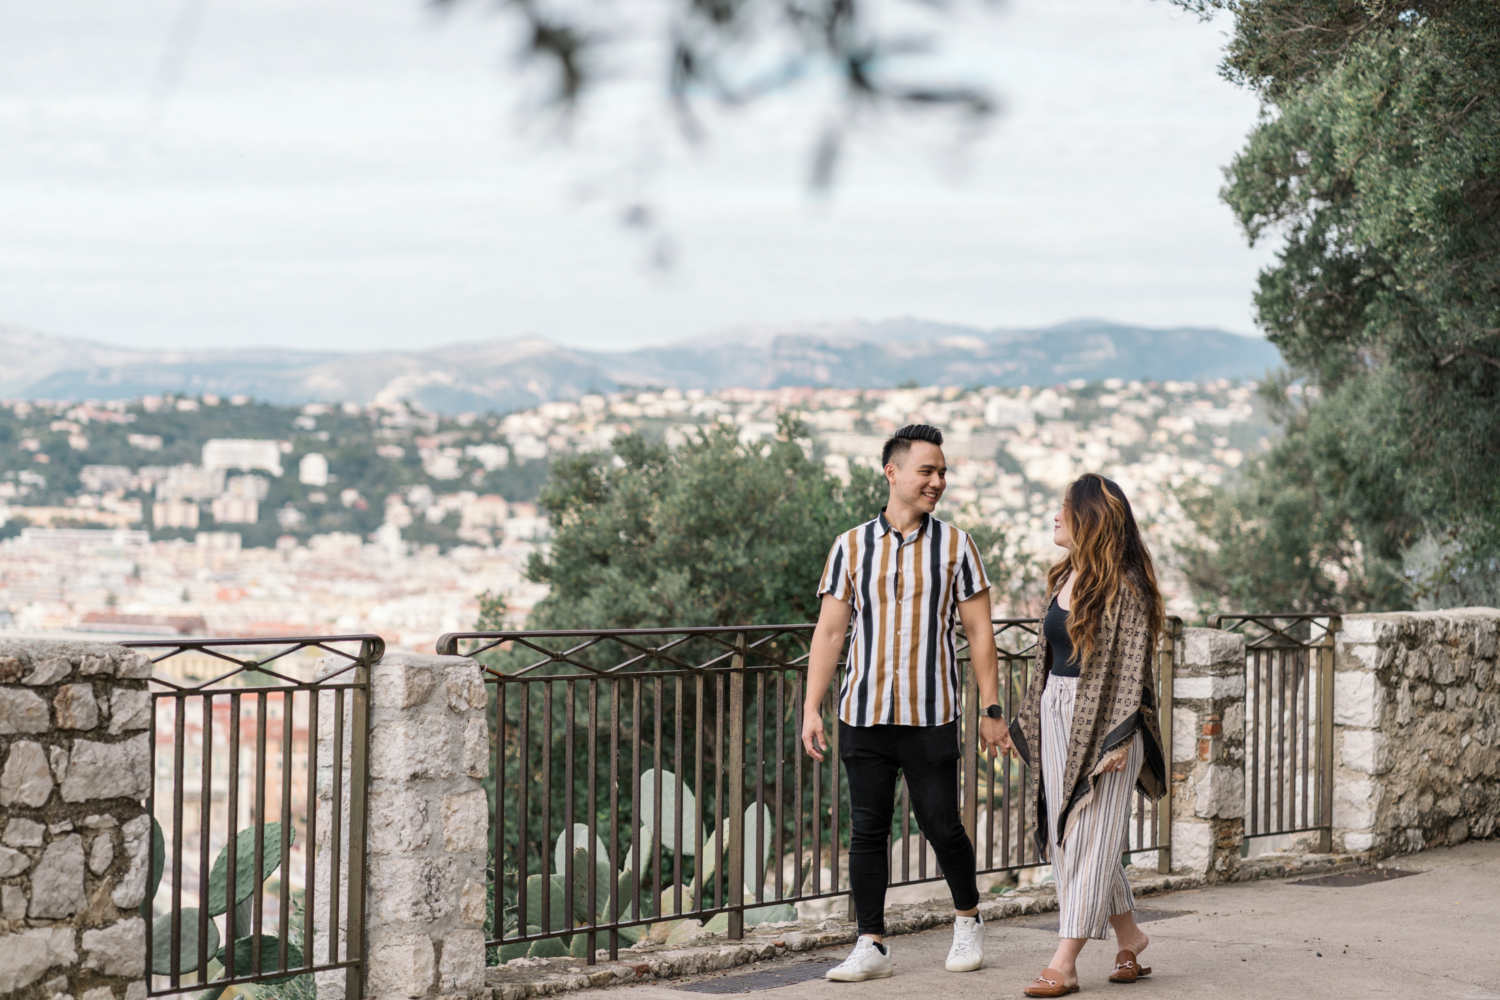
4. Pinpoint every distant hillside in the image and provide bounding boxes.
[1,318,1281,414]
